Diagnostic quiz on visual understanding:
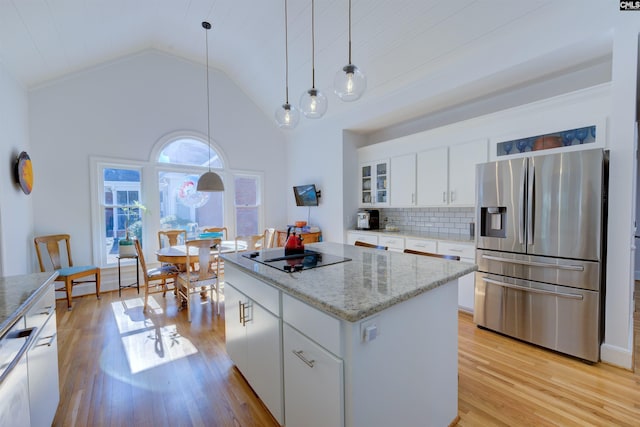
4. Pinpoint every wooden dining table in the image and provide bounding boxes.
[156,240,243,265]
